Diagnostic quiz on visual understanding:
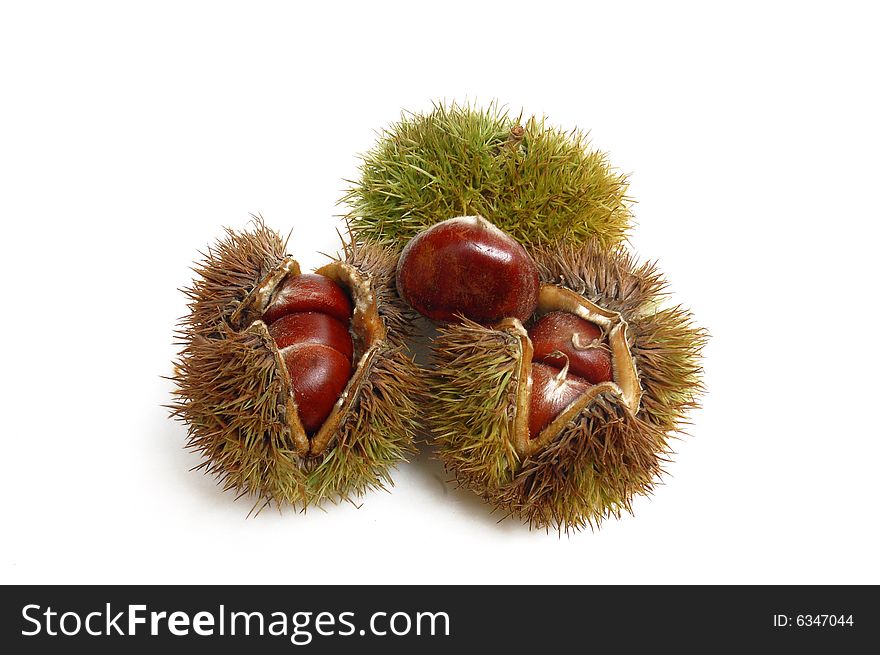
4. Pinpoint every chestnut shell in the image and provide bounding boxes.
[170,220,420,510]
